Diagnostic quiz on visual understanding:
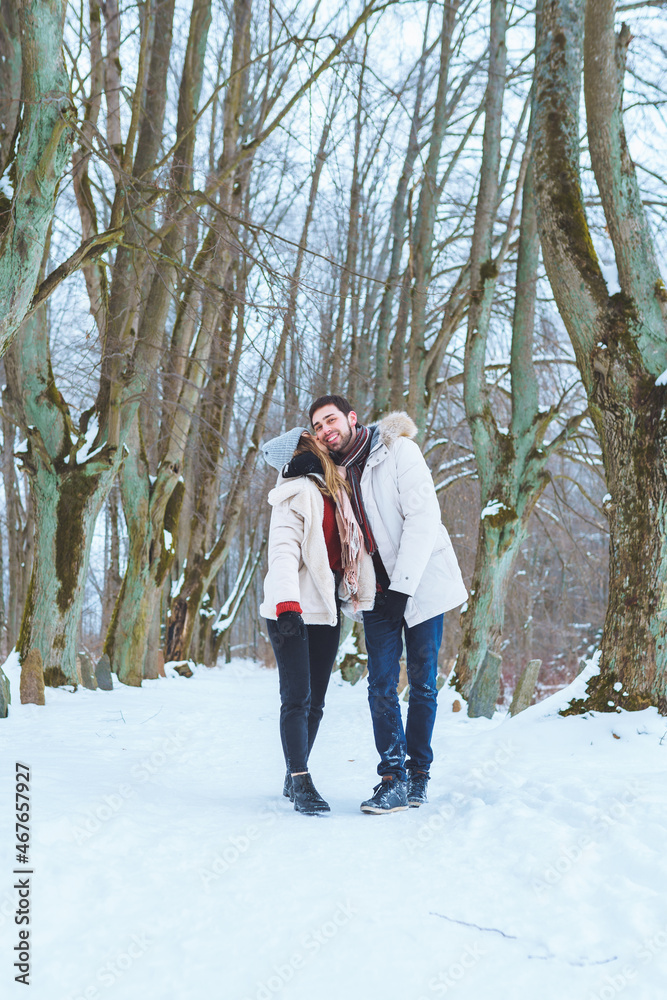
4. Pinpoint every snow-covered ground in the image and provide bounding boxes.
[1,655,666,1000]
